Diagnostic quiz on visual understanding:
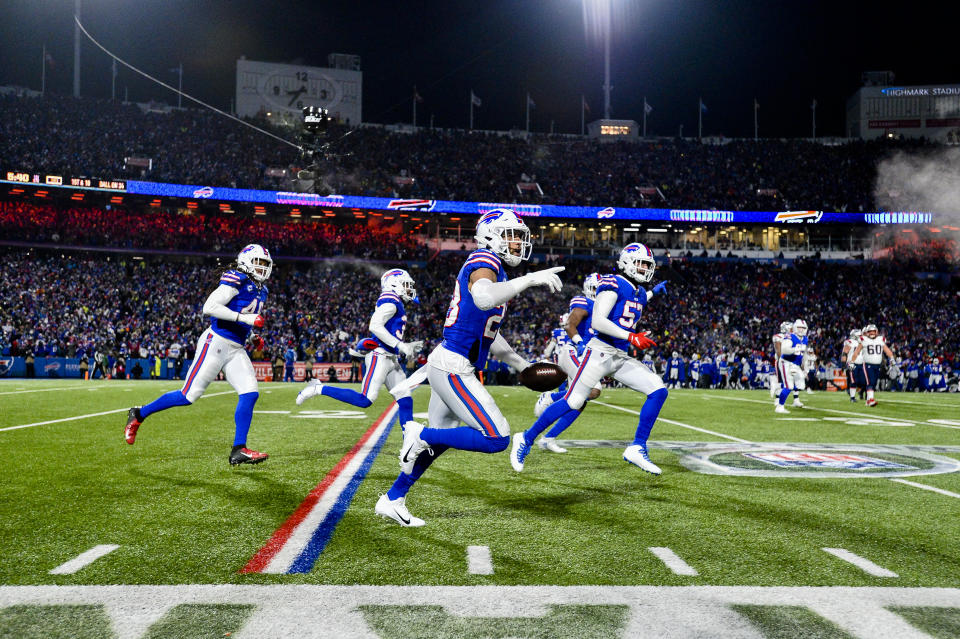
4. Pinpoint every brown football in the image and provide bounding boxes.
[518,362,567,392]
